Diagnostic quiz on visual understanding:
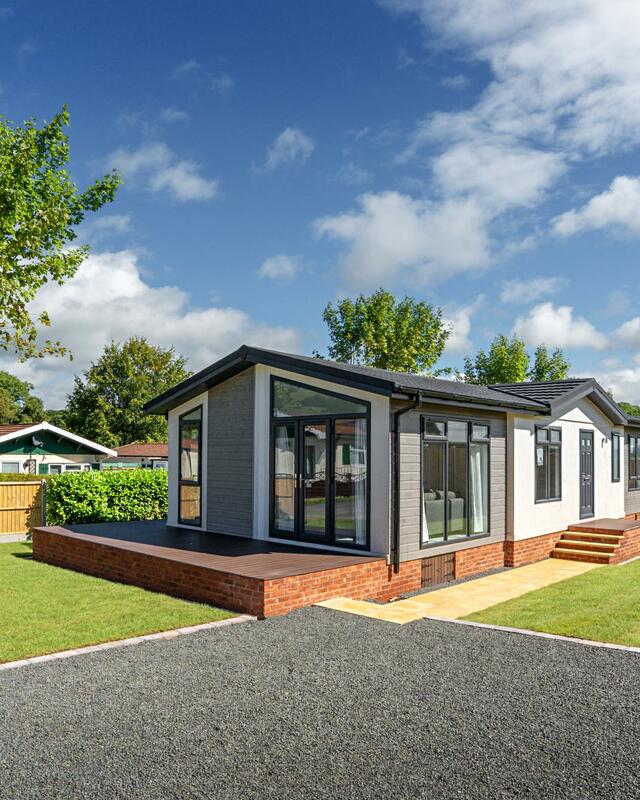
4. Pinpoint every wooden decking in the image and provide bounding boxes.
[40,520,381,580]
[31,521,392,618]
